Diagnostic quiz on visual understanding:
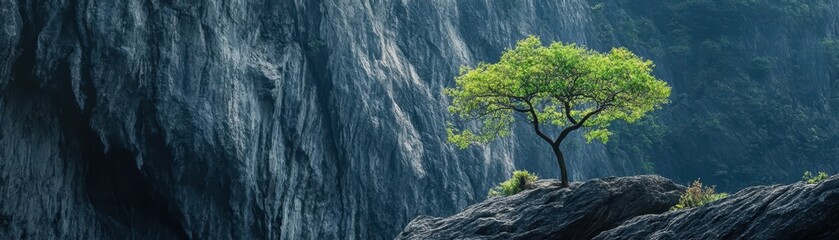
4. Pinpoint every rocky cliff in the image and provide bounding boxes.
[2,0,839,239]
[398,175,839,239]
[589,0,839,190]
[0,0,616,239]
[397,175,684,240]
[595,175,839,240]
